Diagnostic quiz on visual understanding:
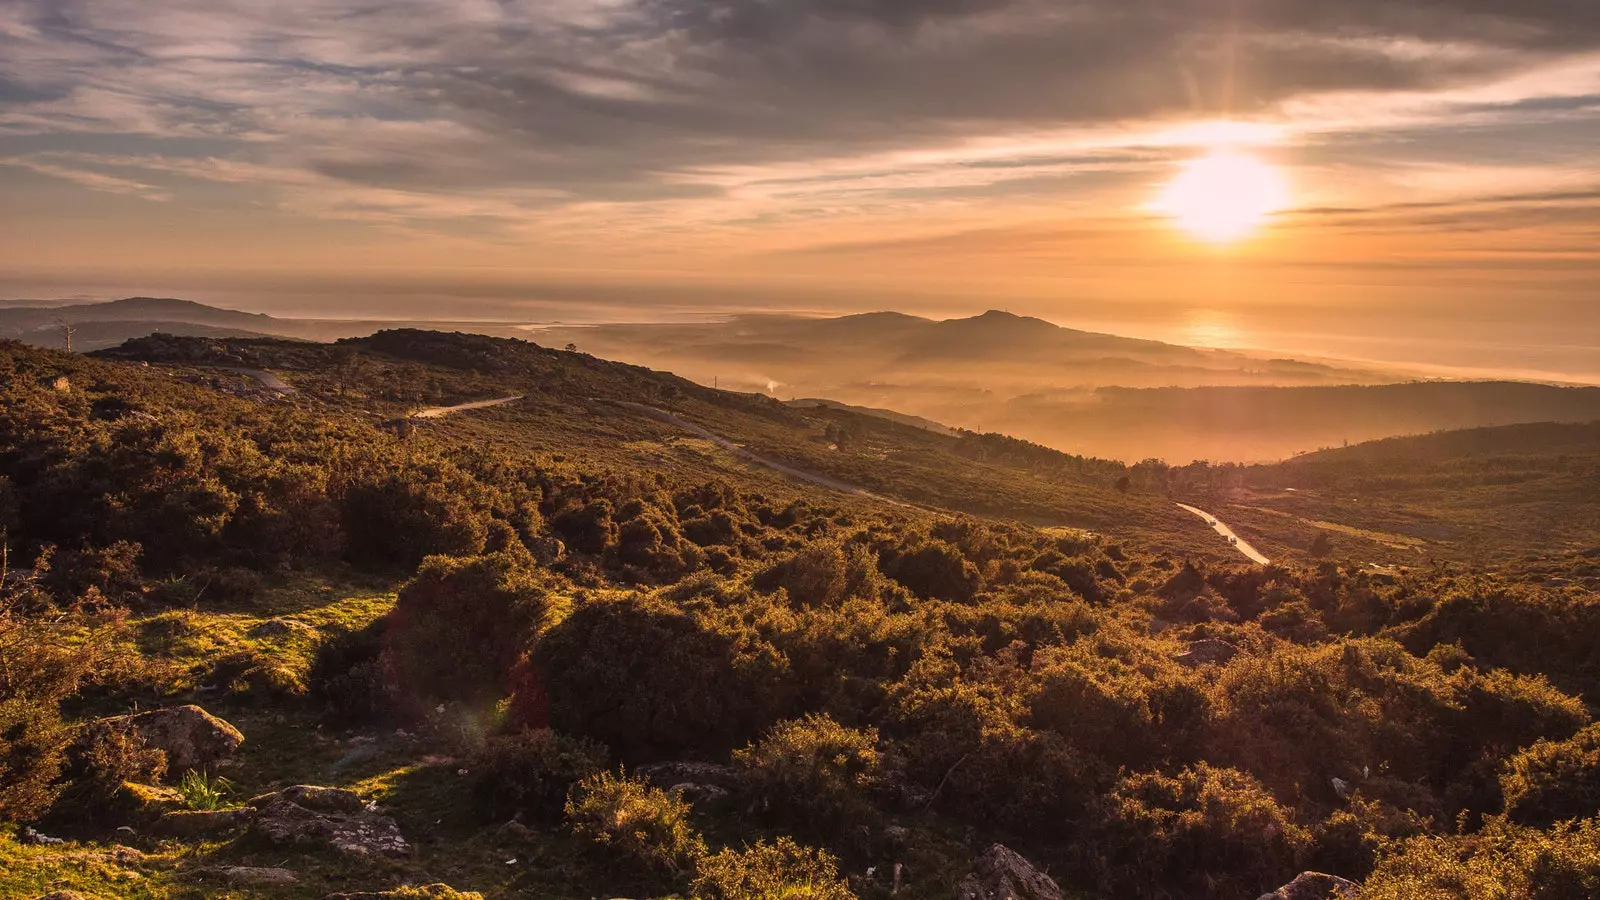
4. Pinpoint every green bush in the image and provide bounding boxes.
[565,770,705,877]
[733,714,880,835]
[692,837,855,900]
[309,620,389,724]
[471,728,607,823]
